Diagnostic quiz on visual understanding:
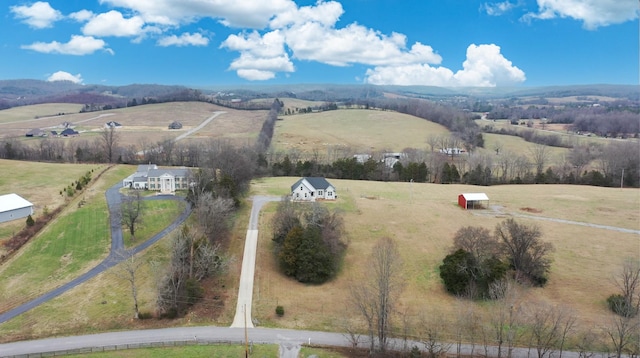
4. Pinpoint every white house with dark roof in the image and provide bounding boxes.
[123,164,190,194]
[291,177,336,201]
[0,193,34,223]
